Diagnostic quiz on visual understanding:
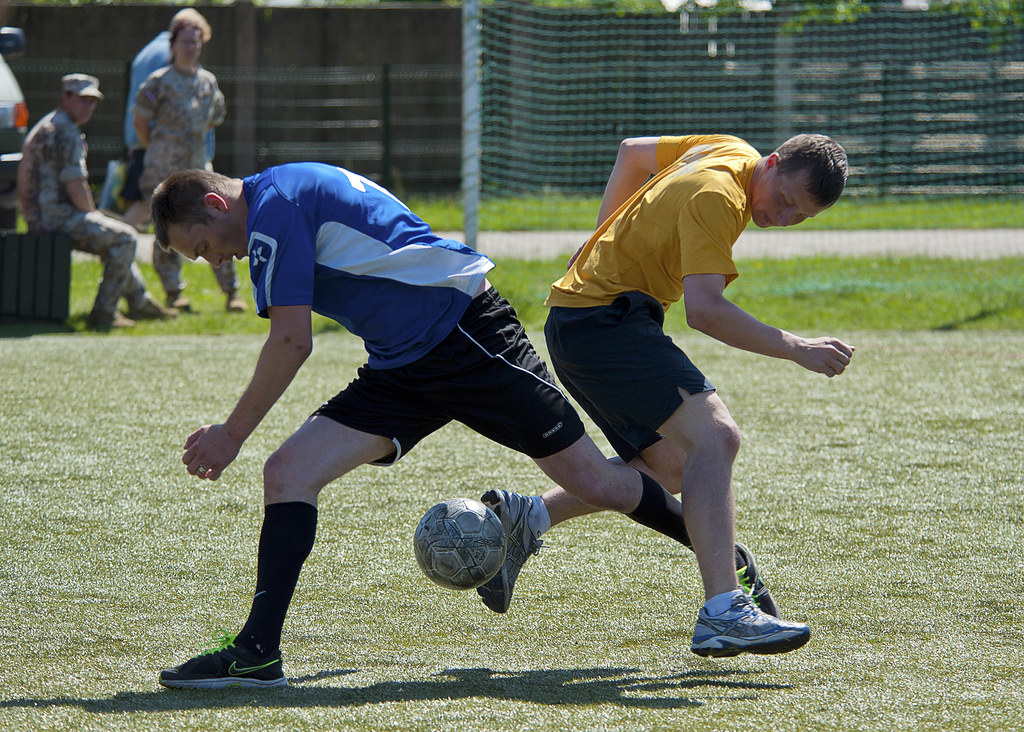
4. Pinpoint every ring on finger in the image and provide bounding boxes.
[197,466,208,477]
